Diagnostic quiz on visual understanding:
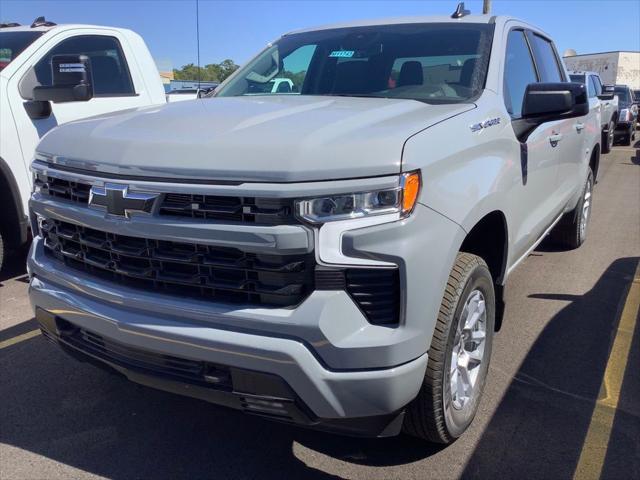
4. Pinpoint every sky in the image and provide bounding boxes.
[2,0,639,71]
